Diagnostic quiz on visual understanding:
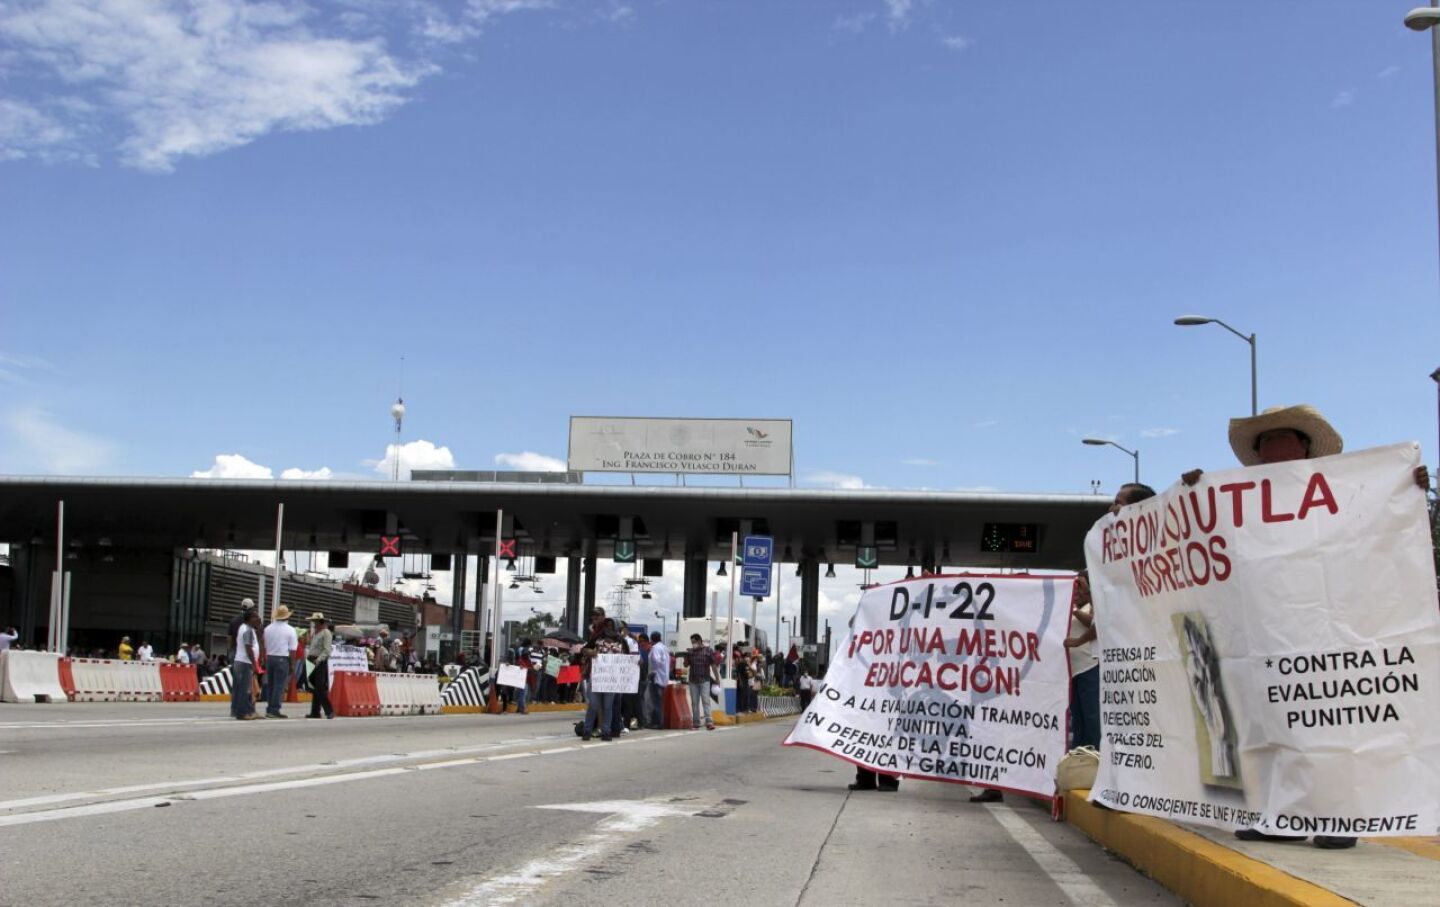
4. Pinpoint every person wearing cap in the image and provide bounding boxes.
[232,610,262,720]
[1182,404,1428,850]
[118,636,133,661]
[262,605,298,718]
[306,613,334,719]
[175,643,191,666]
